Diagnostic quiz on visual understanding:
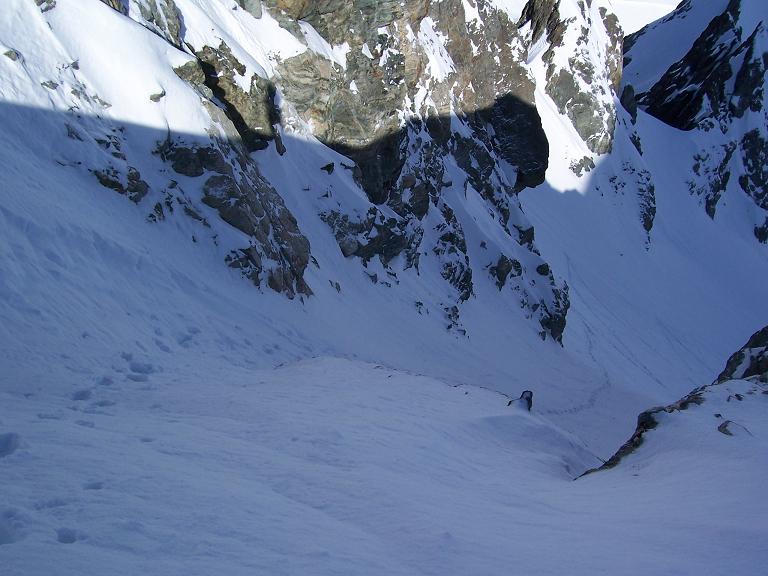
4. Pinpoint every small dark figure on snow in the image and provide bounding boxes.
[507,390,533,411]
